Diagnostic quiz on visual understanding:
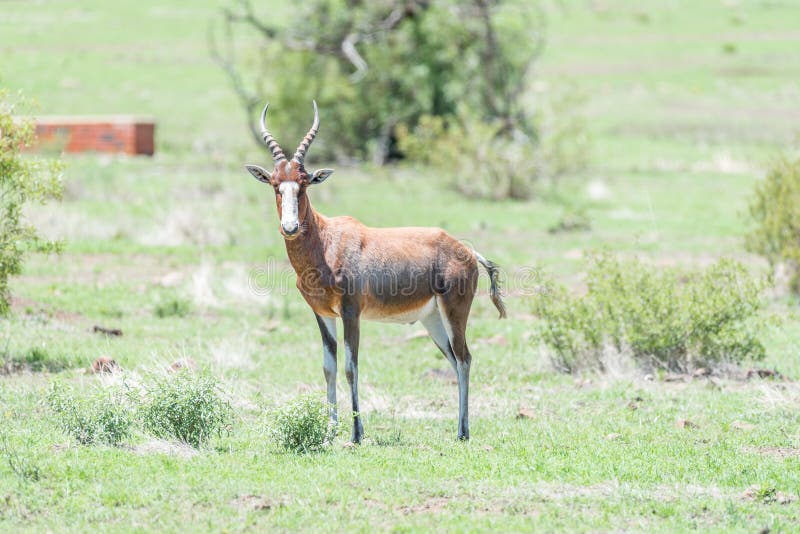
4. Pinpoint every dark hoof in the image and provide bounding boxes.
[351,418,364,444]
[458,434,470,441]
